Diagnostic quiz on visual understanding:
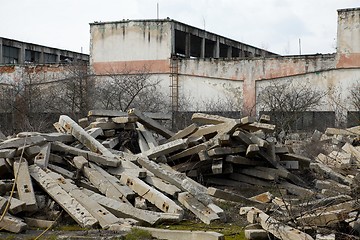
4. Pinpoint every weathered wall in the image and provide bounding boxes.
[90,20,172,75]
[87,8,360,128]
[0,64,69,84]
[256,68,360,124]
[177,55,337,113]
[336,8,360,68]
